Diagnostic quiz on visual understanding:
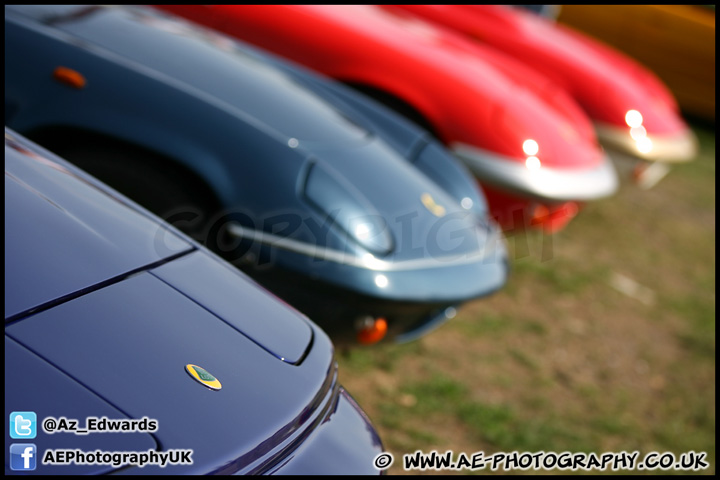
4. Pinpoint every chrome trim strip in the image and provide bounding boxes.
[451,143,619,202]
[595,123,698,163]
[227,222,504,271]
